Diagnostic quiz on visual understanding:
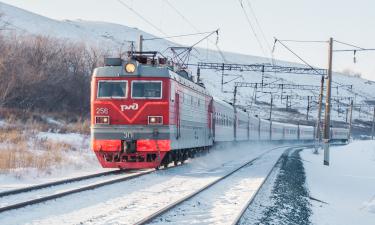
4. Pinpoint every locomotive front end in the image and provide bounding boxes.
[91,55,171,169]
